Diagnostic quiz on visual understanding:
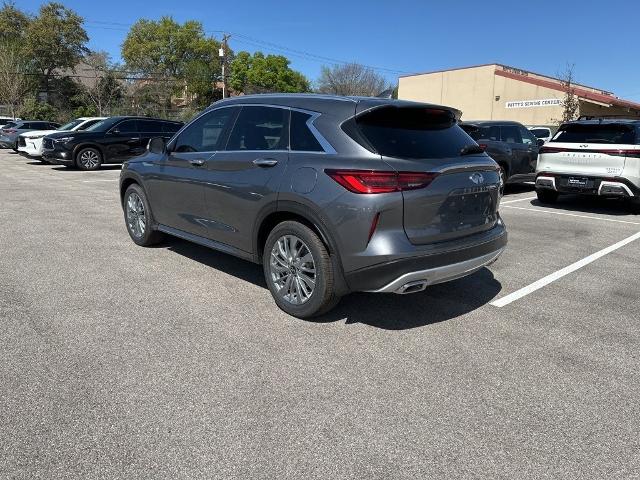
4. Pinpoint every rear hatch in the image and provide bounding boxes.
[350,105,501,245]
[539,122,638,177]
